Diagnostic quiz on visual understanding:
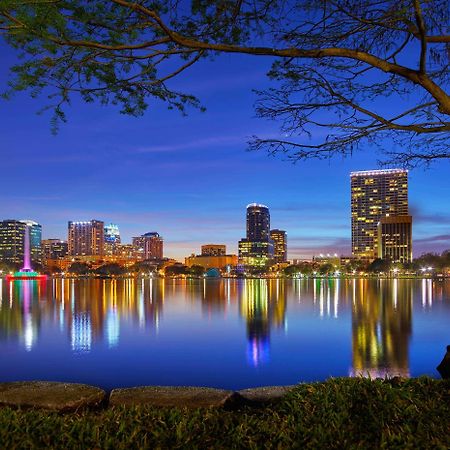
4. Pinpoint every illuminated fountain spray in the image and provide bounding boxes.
[6,222,46,280]
[22,224,32,272]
